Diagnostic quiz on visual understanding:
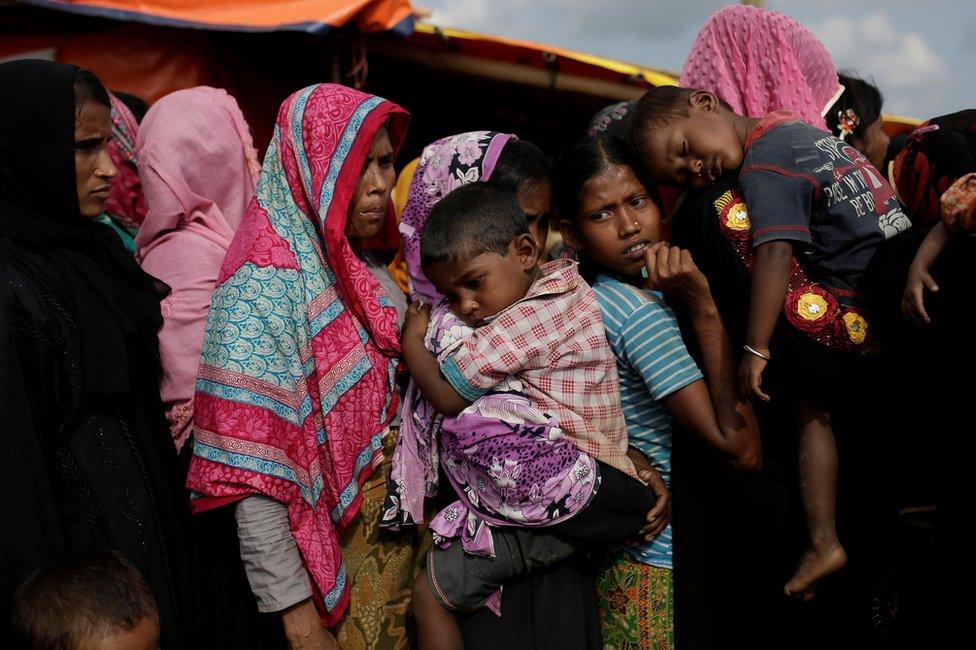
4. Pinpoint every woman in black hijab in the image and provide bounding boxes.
[0,60,196,646]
